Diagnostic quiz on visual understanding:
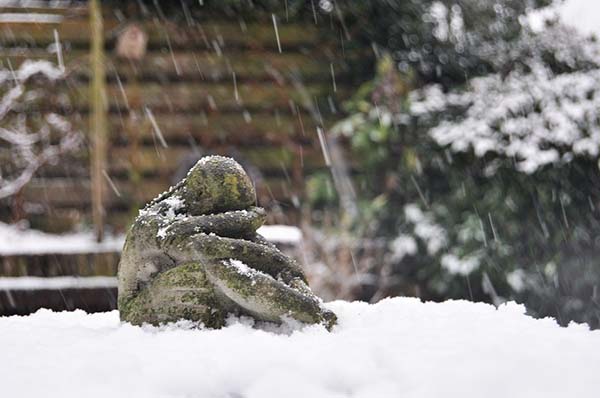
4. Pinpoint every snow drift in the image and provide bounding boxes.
[1,297,599,398]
